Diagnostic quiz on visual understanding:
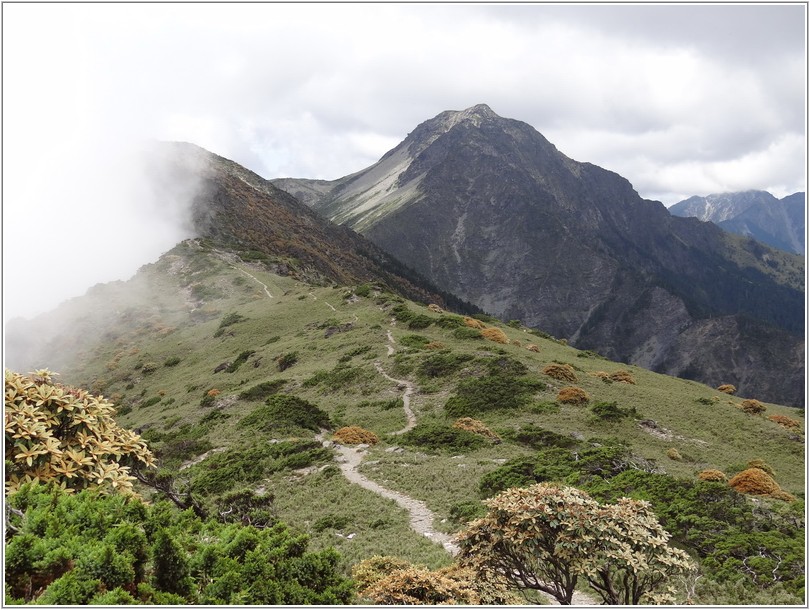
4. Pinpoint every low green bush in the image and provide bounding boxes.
[478,448,576,497]
[418,351,474,378]
[275,351,299,372]
[590,401,638,422]
[191,440,331,494]
[226,350,255,373]
[502,424,578,449]
[445,375,540,418]
[242,394,331,433]
[303,364,371,393]
[5,484,353,605]
[399,422,487,452]
[399,334,431,349]
[238,379,286,401]
[452,327,483,340]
